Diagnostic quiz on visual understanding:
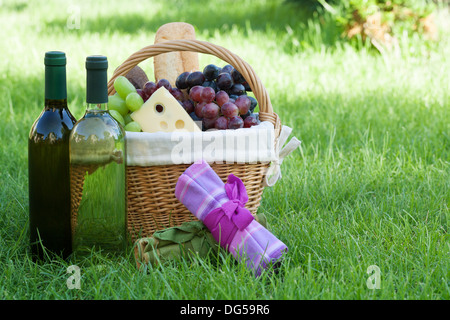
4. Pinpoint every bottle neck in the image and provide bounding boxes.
[45,64,67,101]
[86,102,108,112]
[86,68,108,106]
[45,98,68,109]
